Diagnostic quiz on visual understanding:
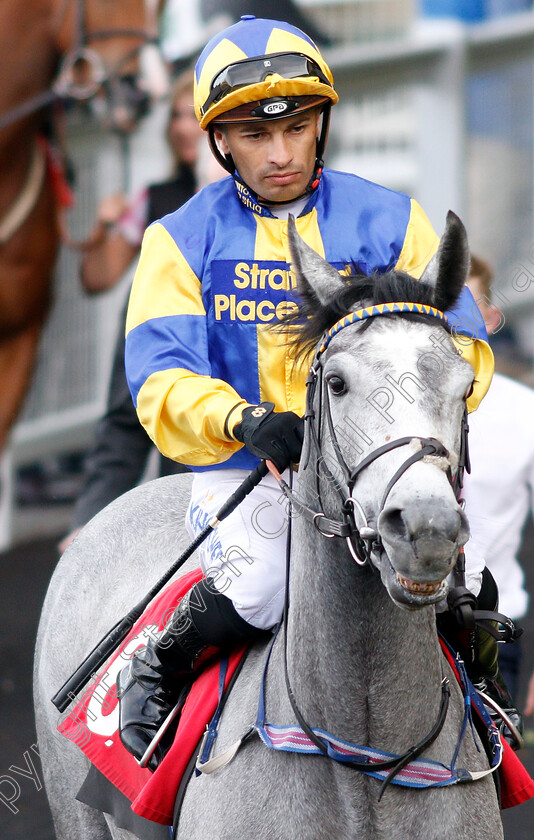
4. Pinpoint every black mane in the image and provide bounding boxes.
[283,268,444,359]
